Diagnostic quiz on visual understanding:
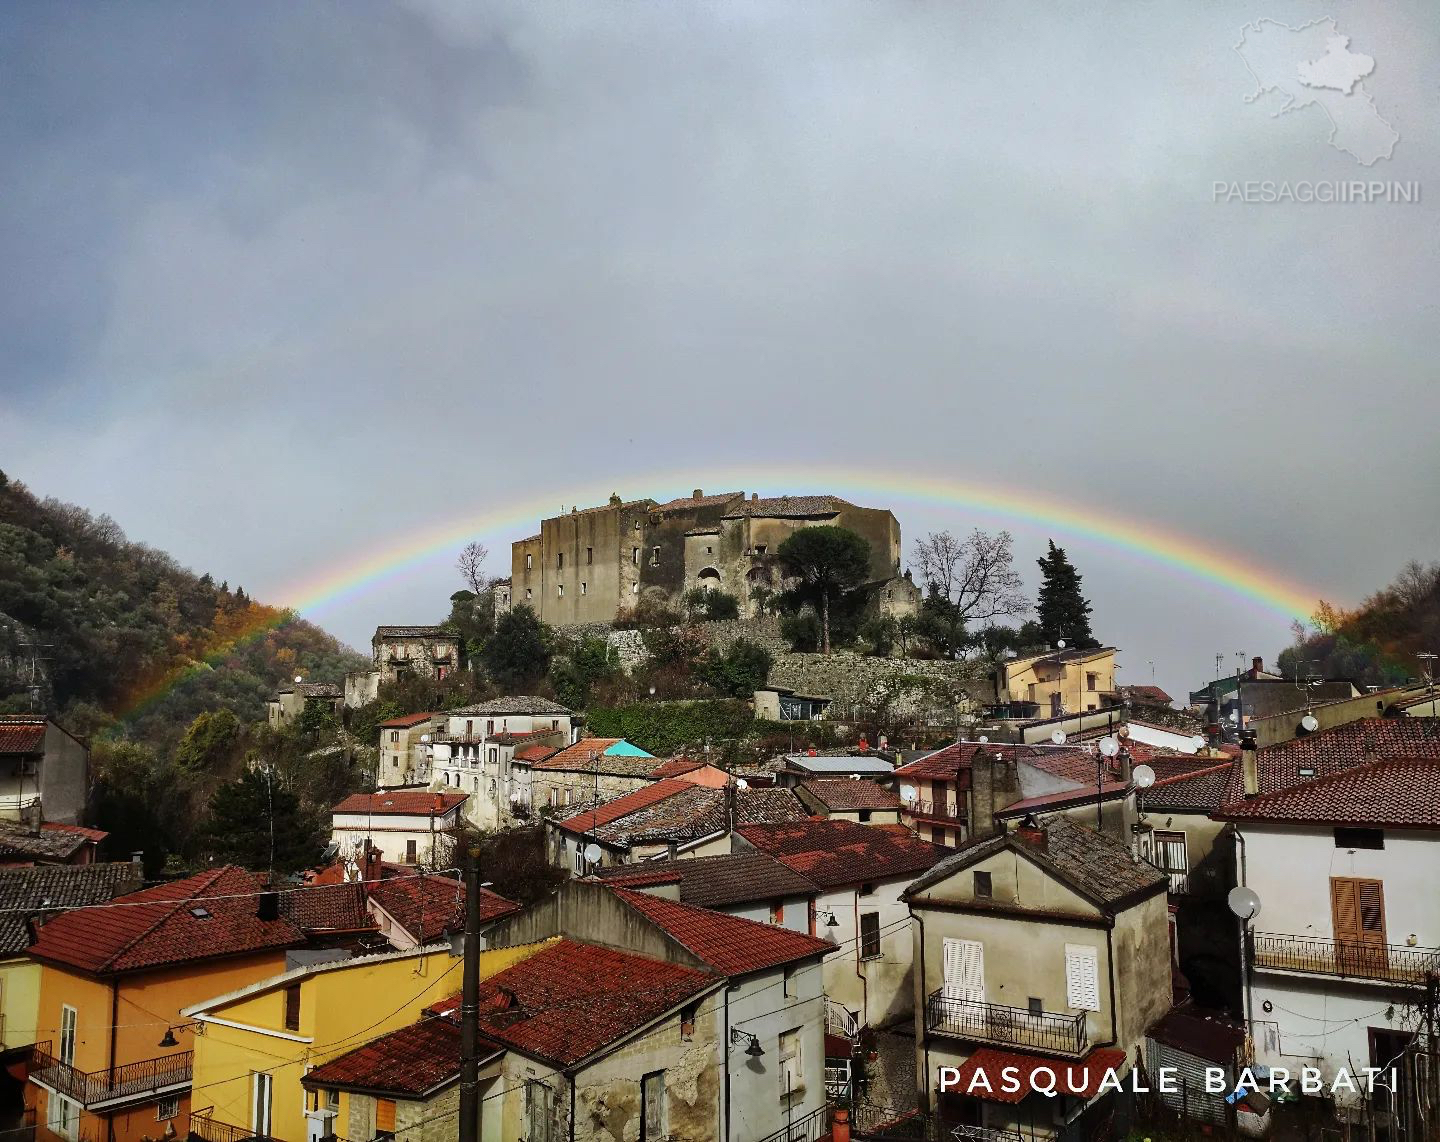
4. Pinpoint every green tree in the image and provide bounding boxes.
[196,768,321,875]
[1035,541,1098,649]
[173,709,243,773]
[697,639,774,698]
[683,588,740,621]
[480,606,552,690]
[776,527,872,654]
[548,635,619,709]
[90,740,187,876]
